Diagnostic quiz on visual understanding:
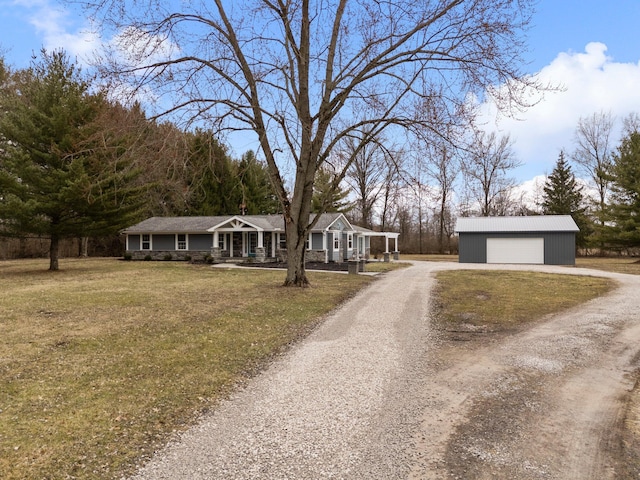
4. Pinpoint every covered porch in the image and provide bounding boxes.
[209,217,284,263]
